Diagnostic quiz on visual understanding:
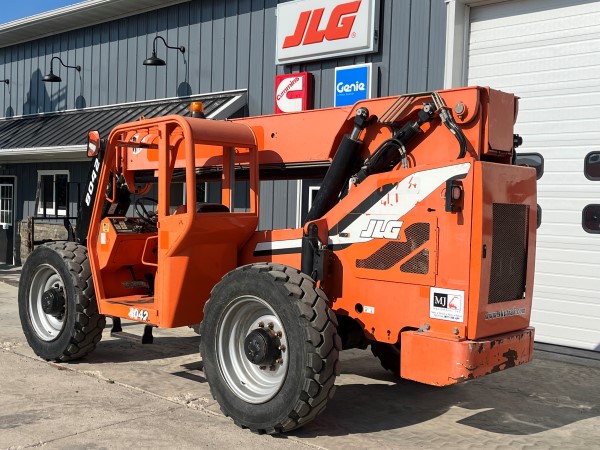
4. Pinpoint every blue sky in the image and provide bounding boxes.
[0,1,82,25]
